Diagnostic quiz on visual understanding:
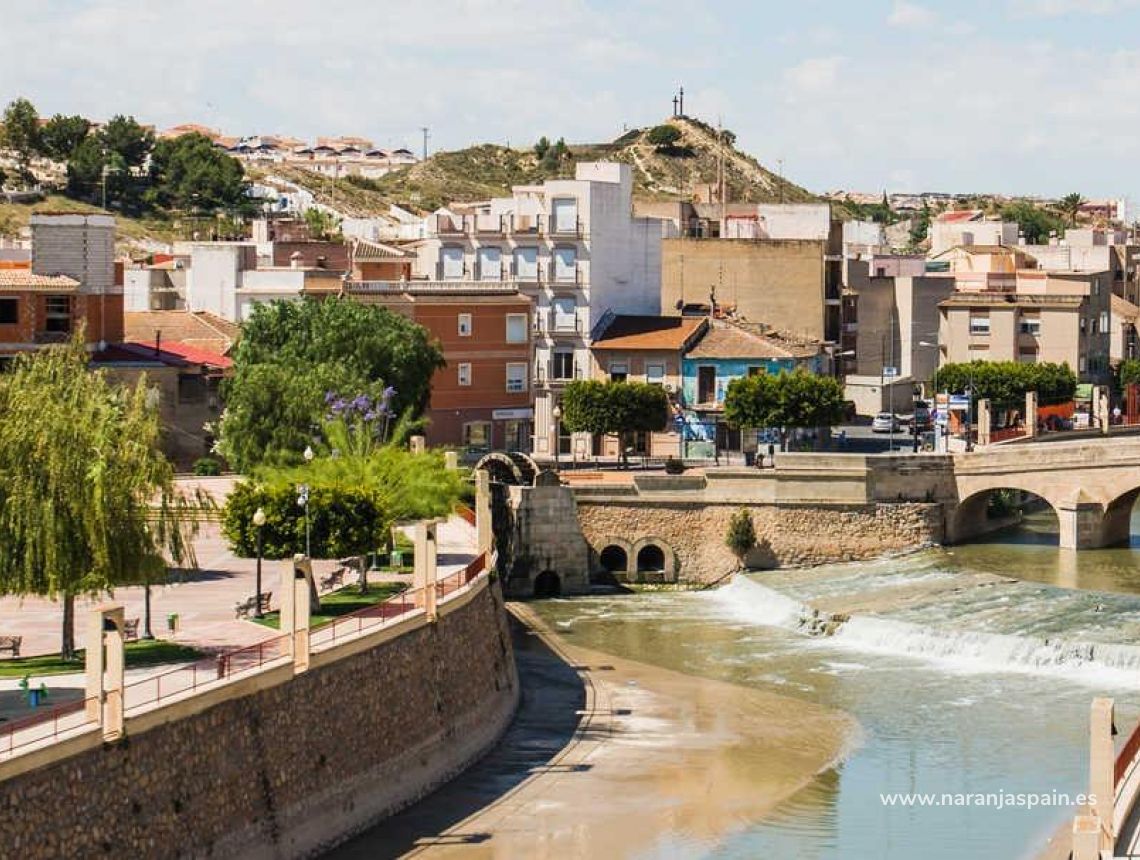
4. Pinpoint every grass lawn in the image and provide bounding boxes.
[253,581,408,630]
[0,639,205,679]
